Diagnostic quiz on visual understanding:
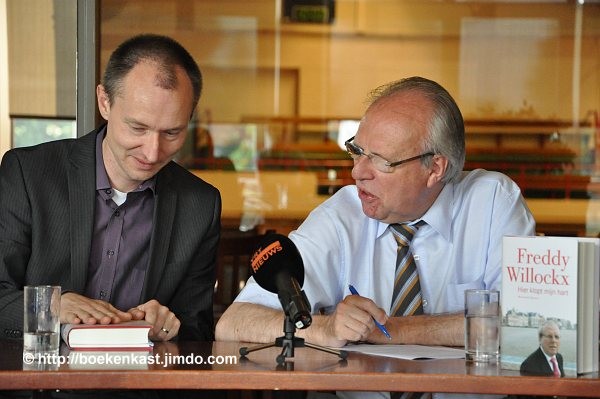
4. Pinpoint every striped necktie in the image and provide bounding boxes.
[390,222,424,317]
[390,224,430,399]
